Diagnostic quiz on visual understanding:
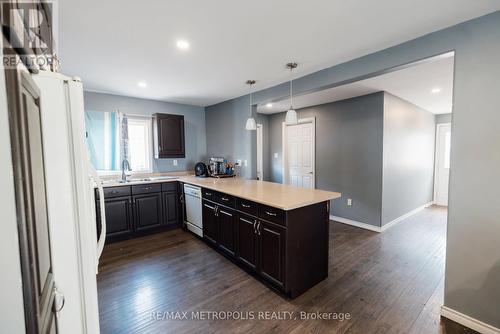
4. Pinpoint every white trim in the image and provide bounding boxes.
[330,201,434,233]
[330,215,382,232]
[256,124,263,180]
[441,306,500,334]
[381,202,434,231]
[434,122,451,204]
[282,117,316,188]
